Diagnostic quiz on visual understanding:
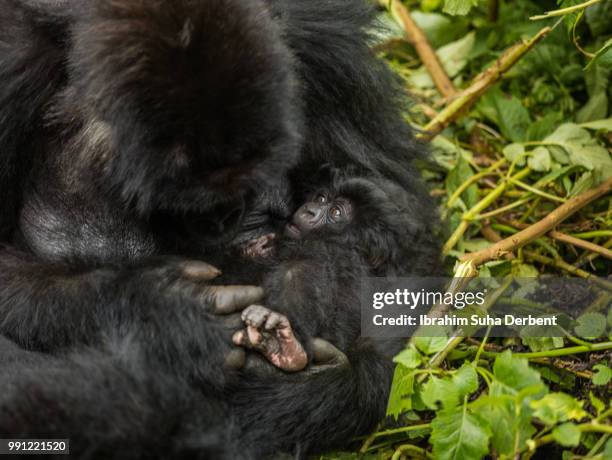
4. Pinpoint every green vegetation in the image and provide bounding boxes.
[325,1,612,458]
